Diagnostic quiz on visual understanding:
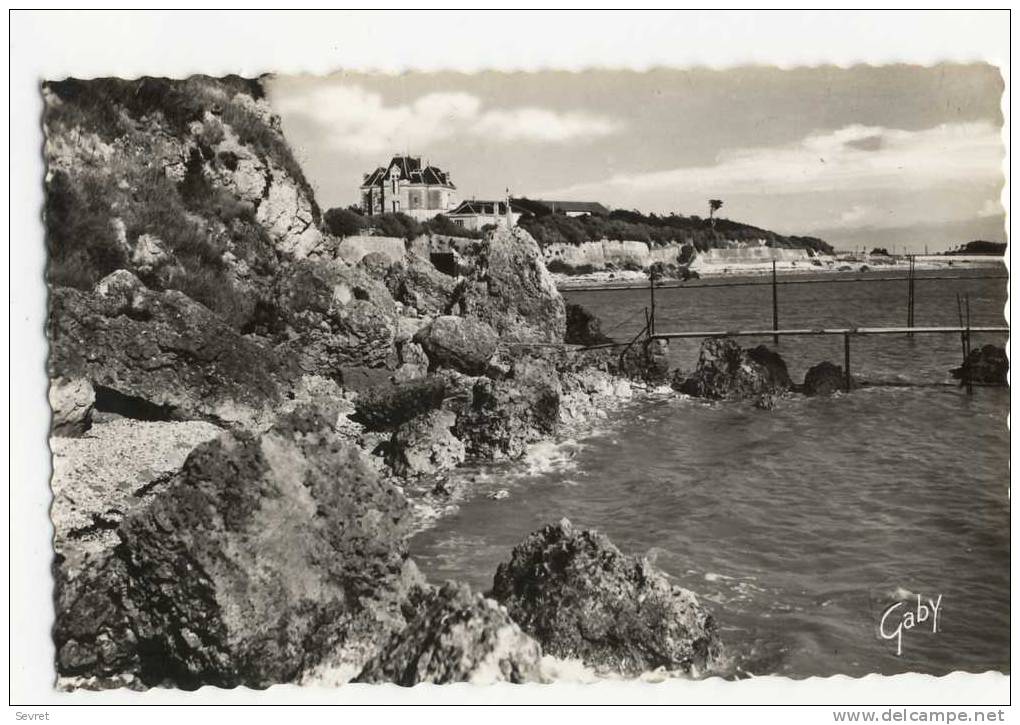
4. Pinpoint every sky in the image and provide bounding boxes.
[267,65,1005,253]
